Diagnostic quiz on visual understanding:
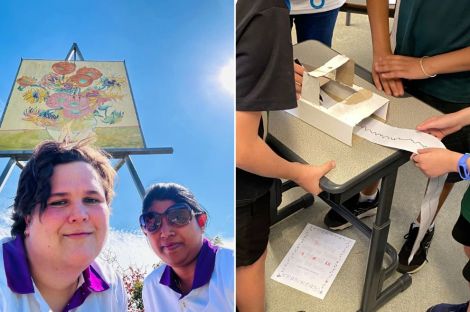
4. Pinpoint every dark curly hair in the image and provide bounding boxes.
[142,183,207,217]
[11,140,116,237]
